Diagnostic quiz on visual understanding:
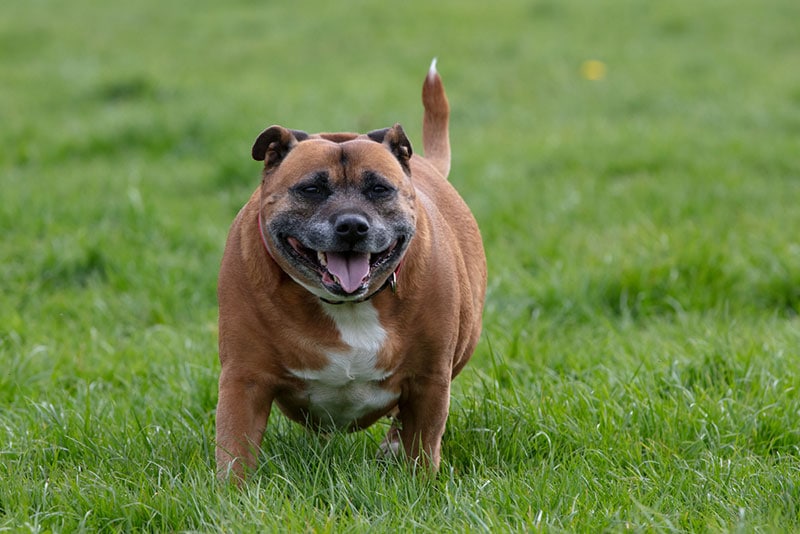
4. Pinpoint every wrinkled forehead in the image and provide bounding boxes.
[276,138,403,185]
